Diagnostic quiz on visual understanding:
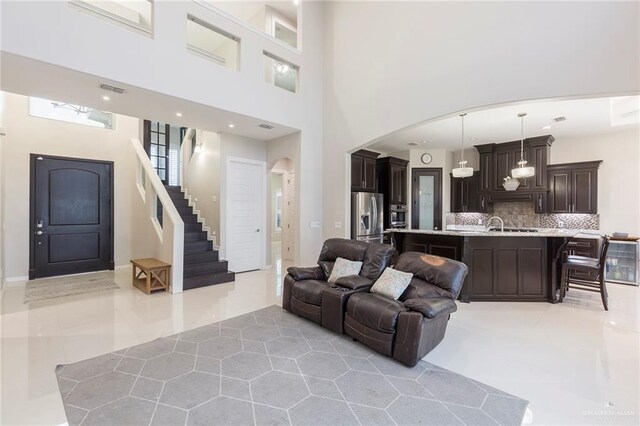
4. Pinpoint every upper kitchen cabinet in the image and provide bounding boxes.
[377,156,409,204]
[351,149,379,192]
[476,135,554,193]
[547,161,602,214]
[450,171,480,213]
